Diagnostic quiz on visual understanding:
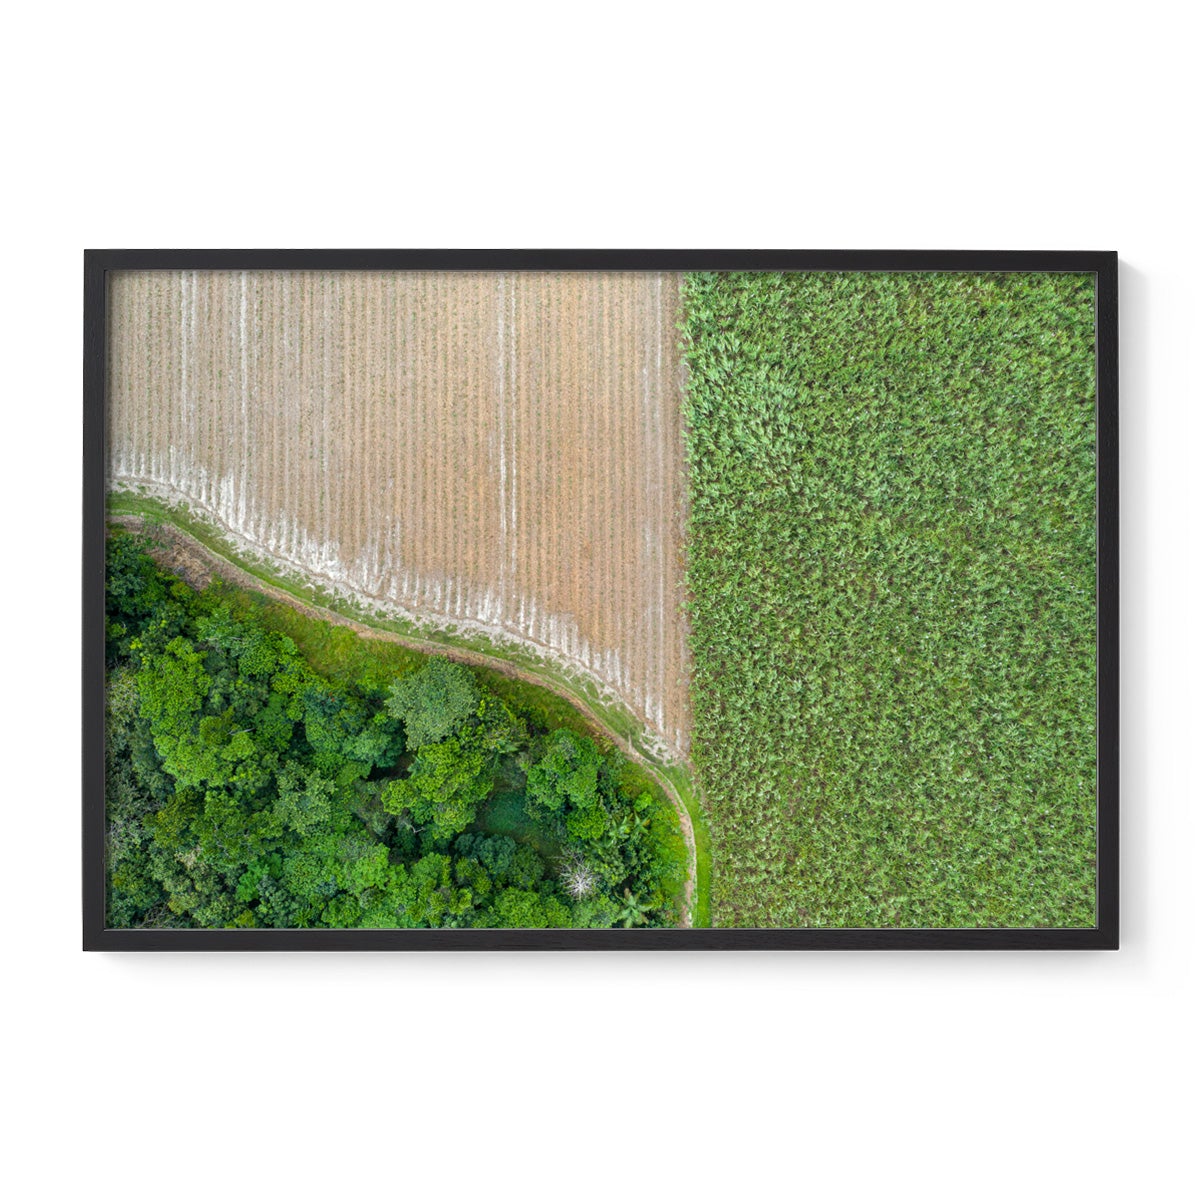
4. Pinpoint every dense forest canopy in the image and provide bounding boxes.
[104,529,686,929]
